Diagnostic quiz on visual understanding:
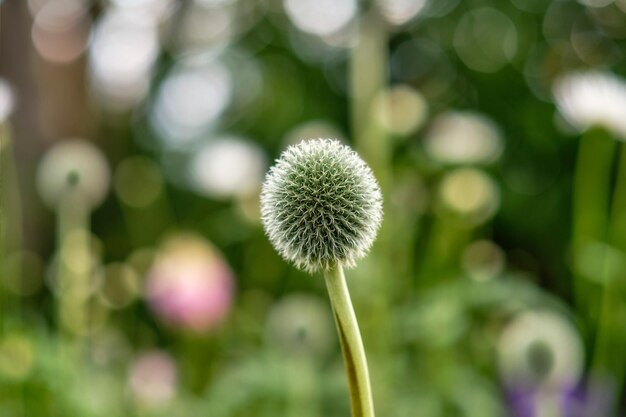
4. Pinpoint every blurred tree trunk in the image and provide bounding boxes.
[0,0,93,254]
